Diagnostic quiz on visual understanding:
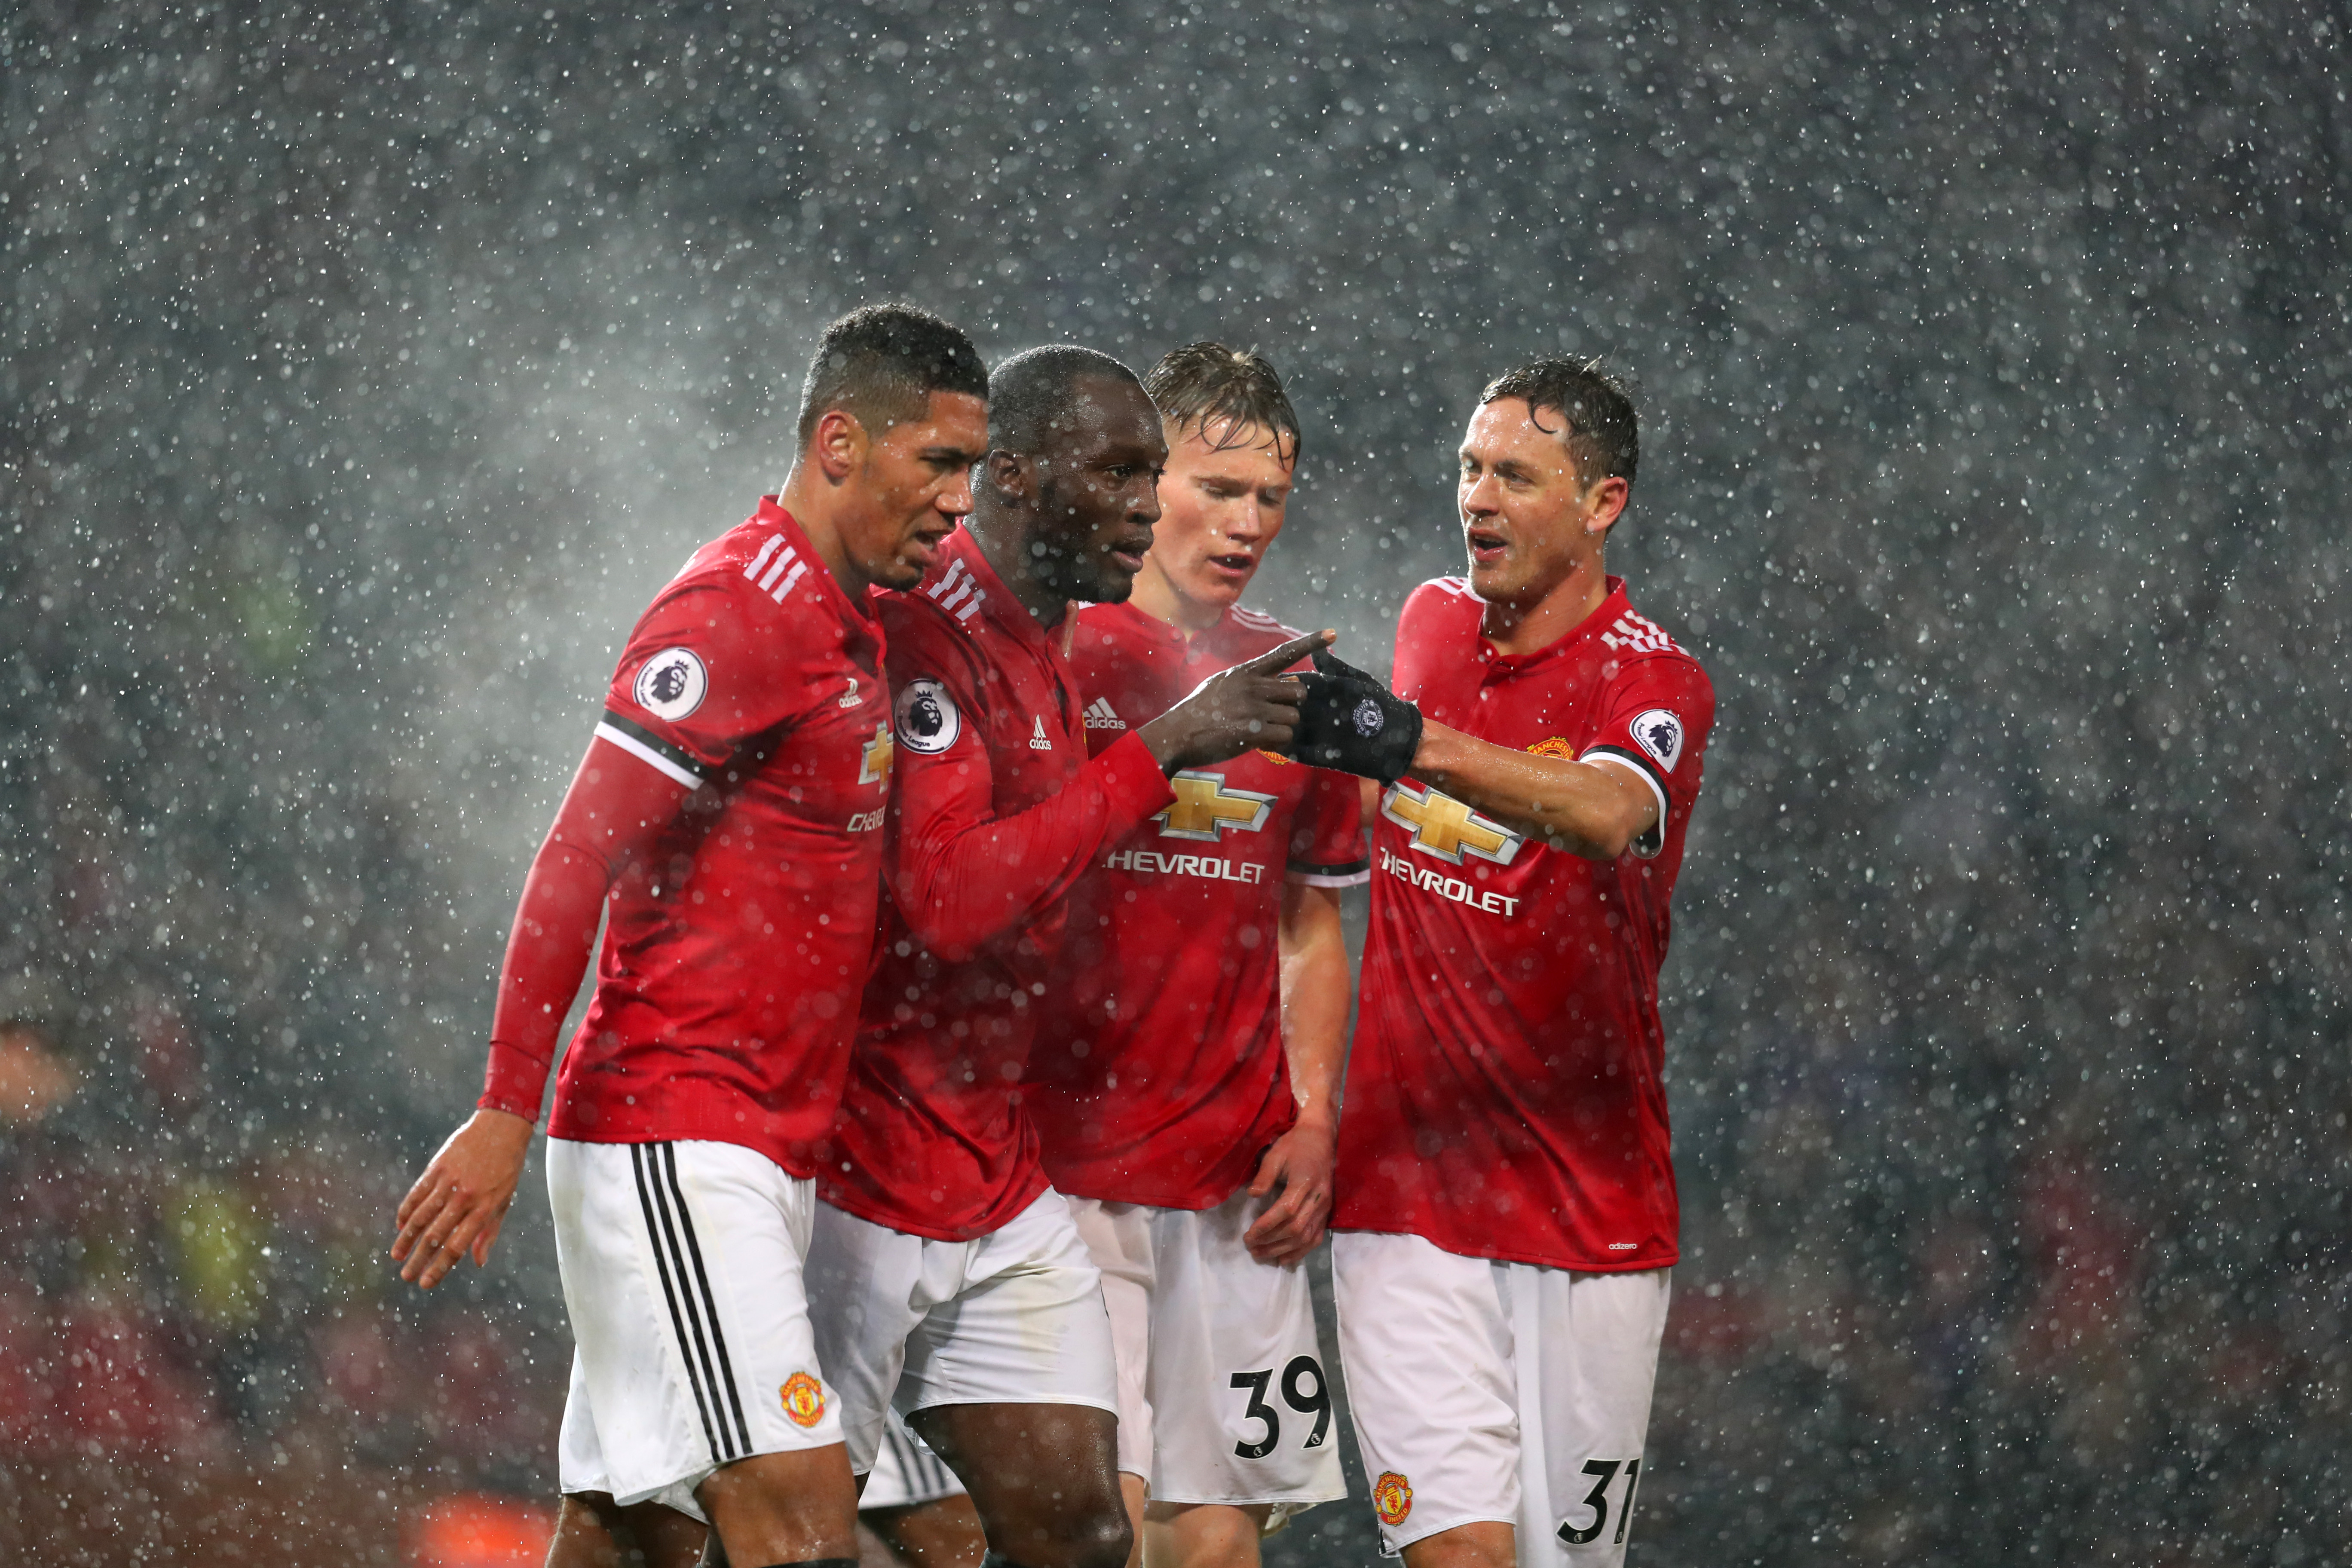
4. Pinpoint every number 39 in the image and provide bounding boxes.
[1229,1356,1332,1458]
